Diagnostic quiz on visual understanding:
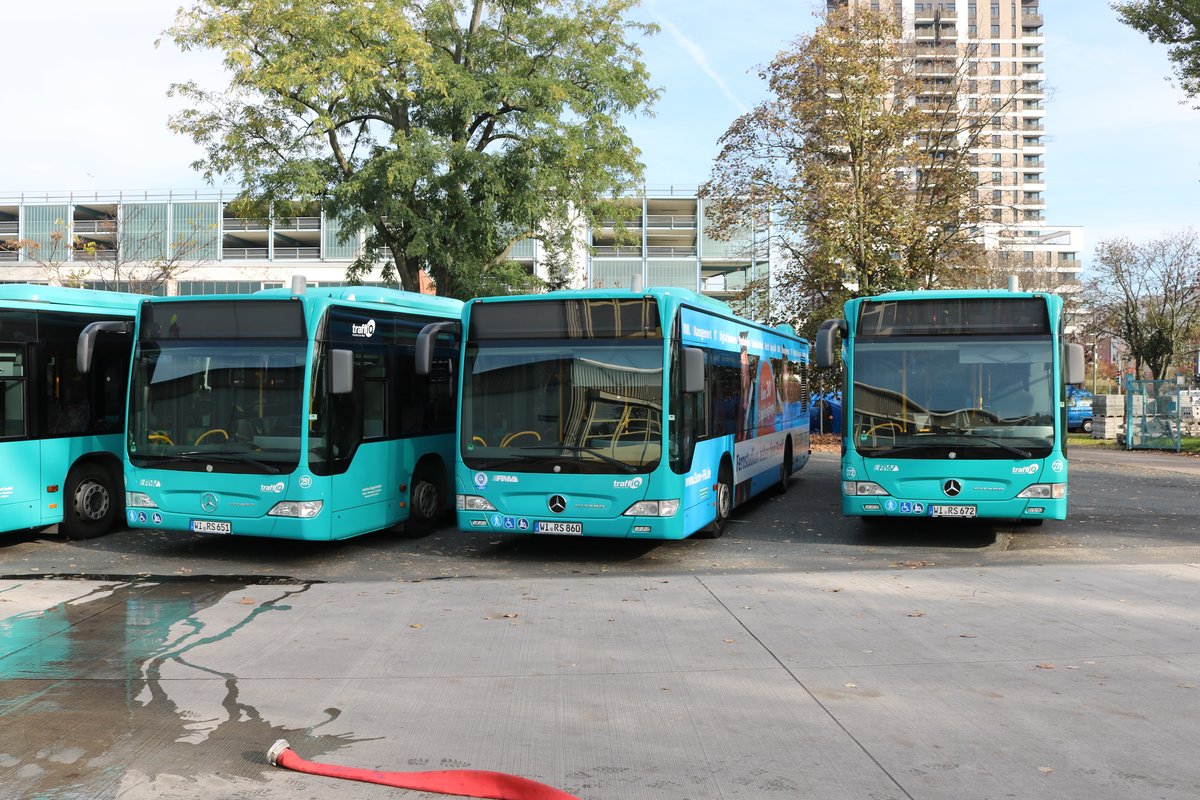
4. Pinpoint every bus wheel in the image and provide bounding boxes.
[62,463,119,540]
[697,463,733,539]
[777,442,793,495]
[406,464,442,535]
